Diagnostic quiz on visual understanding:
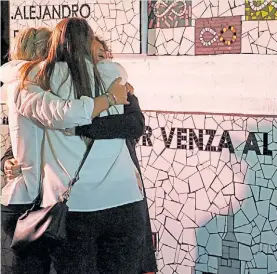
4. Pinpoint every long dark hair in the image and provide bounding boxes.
[42,18,95,99]
[21,18,100,99]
